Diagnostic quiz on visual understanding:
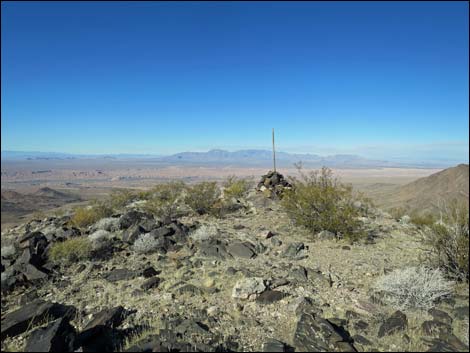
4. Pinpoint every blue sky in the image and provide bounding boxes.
[1,1,469,162]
